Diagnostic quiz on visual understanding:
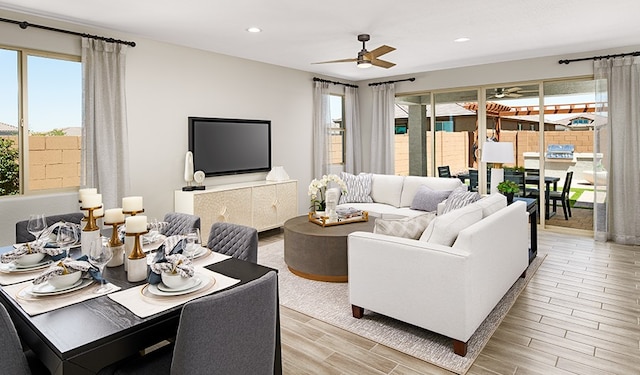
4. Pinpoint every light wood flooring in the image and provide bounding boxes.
[259,229,640,375]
